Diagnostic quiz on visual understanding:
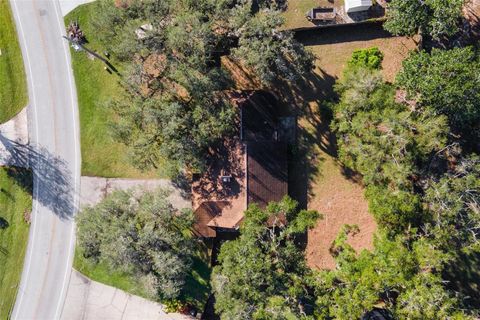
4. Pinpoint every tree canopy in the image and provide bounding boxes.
[212,197,320,319]
[315,229,470,319]
[325,48,480,318]
[396,47,480,140]
[76,188,195,300]
[91,0,313,173]
[331,54,448,231]
[384,0,464,41]
[423,155,480,254]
